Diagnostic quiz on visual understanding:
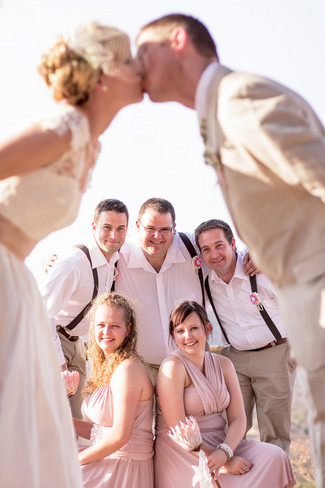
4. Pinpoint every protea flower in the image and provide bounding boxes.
[168,416,216,488]
[168,416,202,452]
[61,370,79,396]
